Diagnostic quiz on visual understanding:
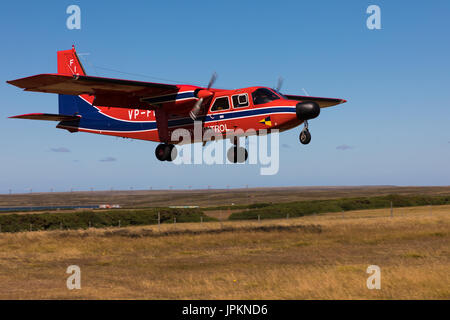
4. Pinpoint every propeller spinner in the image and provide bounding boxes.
[189,72,217,120]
